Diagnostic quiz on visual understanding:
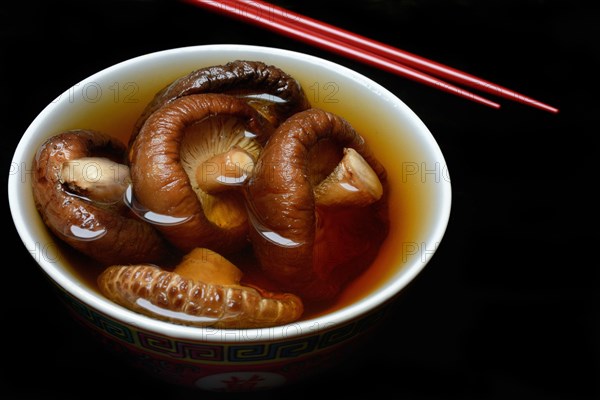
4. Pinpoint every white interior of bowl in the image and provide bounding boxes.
[8,44,451,342]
